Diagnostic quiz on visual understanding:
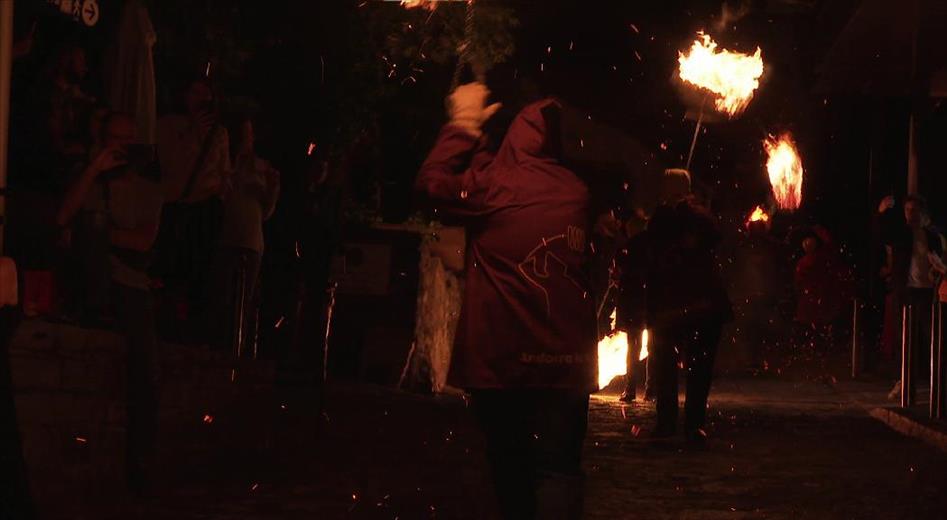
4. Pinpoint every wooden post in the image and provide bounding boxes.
[0,0,14,255]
